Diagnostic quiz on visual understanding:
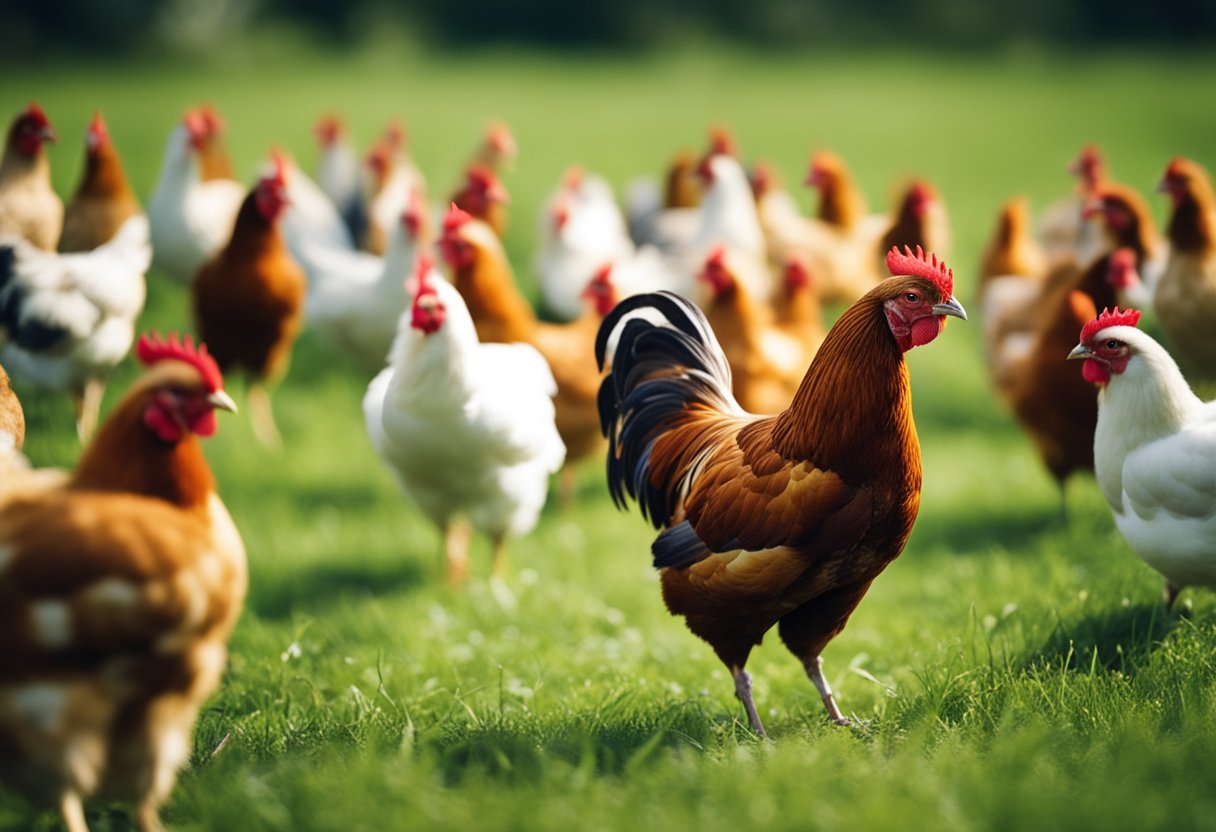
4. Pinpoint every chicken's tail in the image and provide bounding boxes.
[595,291,740,525]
